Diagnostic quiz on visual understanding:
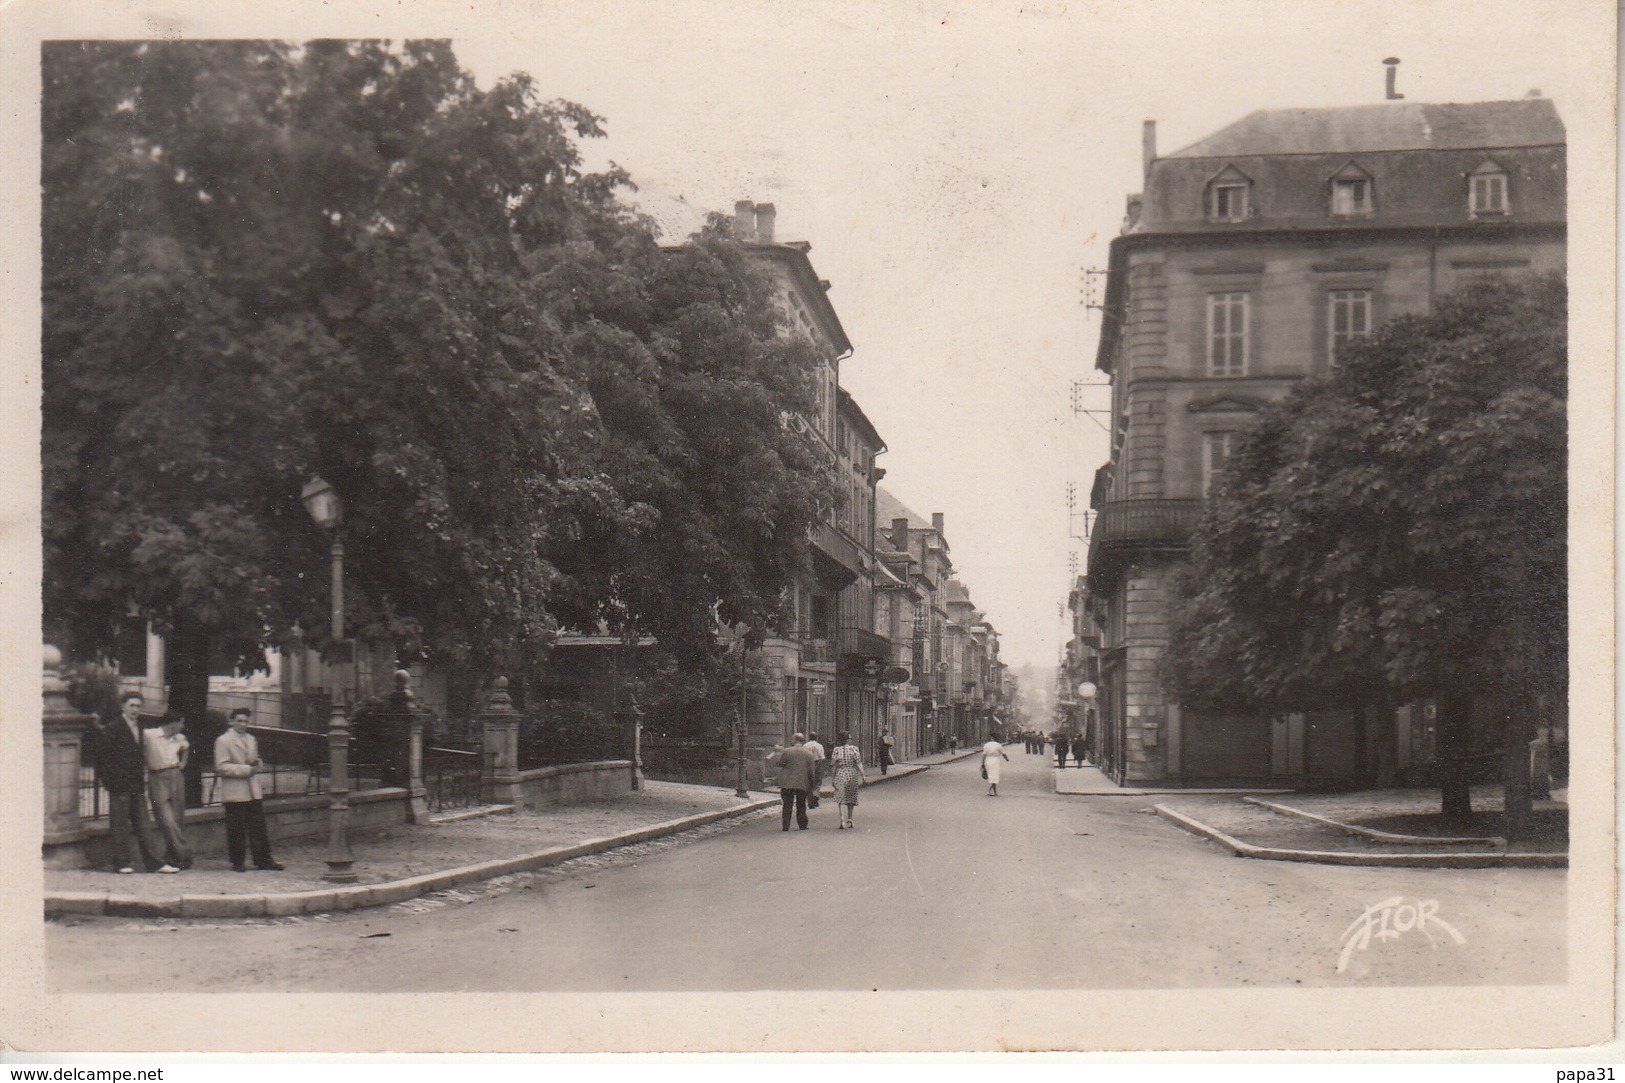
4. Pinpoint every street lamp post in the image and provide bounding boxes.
[303,475,356,883]
[735,643,750,799]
